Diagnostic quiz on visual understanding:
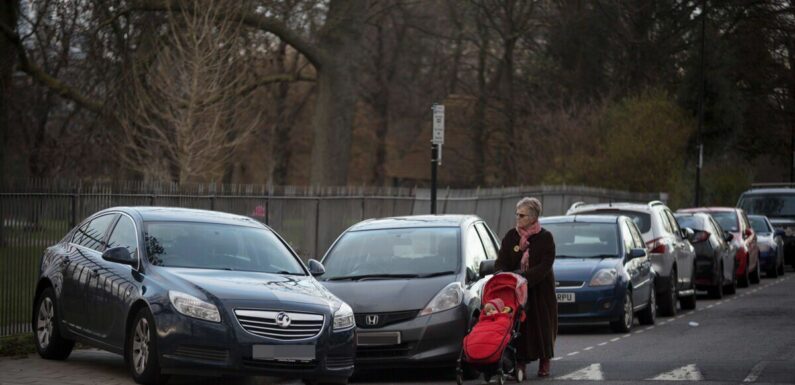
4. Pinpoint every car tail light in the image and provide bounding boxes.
[646,238,666,254]
[692,231,711,243]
